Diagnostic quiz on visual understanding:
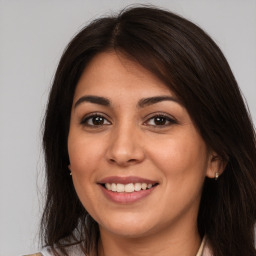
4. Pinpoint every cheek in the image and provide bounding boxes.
[68,134,103,199]
[148,131,209,185]
[68,134,104,176]
[147,132,209,219]
[68,135,103,212]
